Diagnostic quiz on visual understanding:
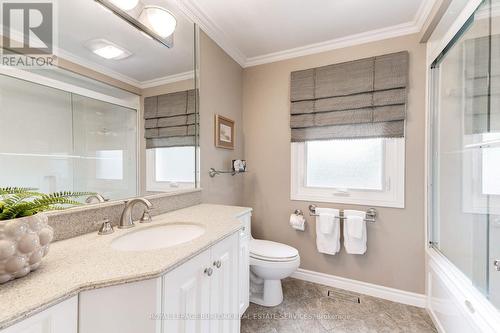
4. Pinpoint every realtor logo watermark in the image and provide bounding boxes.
[1,0,57,67]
